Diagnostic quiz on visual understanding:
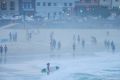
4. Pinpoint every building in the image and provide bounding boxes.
[99,0,112,8]
[74,0,99,16]
[36,0,76,20]
[0,0,19,16]
[19,0,35,16]
[112,0,120,8]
